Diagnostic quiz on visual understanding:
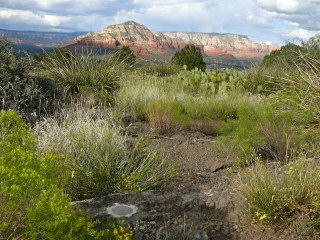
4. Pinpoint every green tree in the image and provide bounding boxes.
[111,46,136,66]
[171,44,206,72]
